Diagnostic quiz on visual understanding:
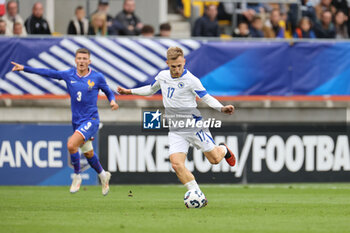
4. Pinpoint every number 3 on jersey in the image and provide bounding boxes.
[167,87,175,98]
[77,91,82,102]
